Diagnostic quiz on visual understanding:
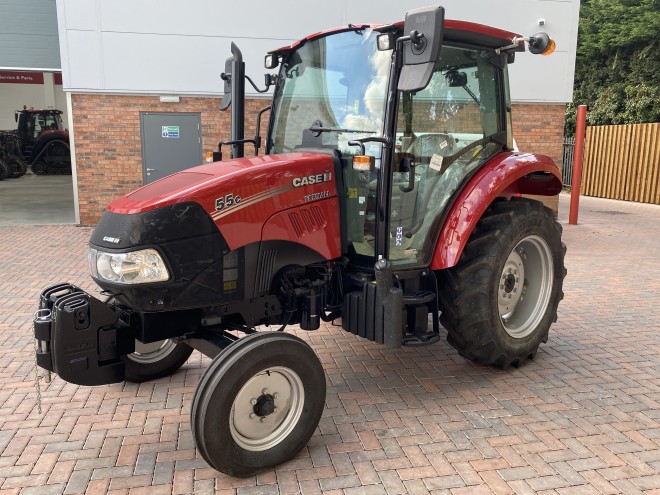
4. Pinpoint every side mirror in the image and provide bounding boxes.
[445,70,467,87]
[220,56,233,111]
[398,6,445,92]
